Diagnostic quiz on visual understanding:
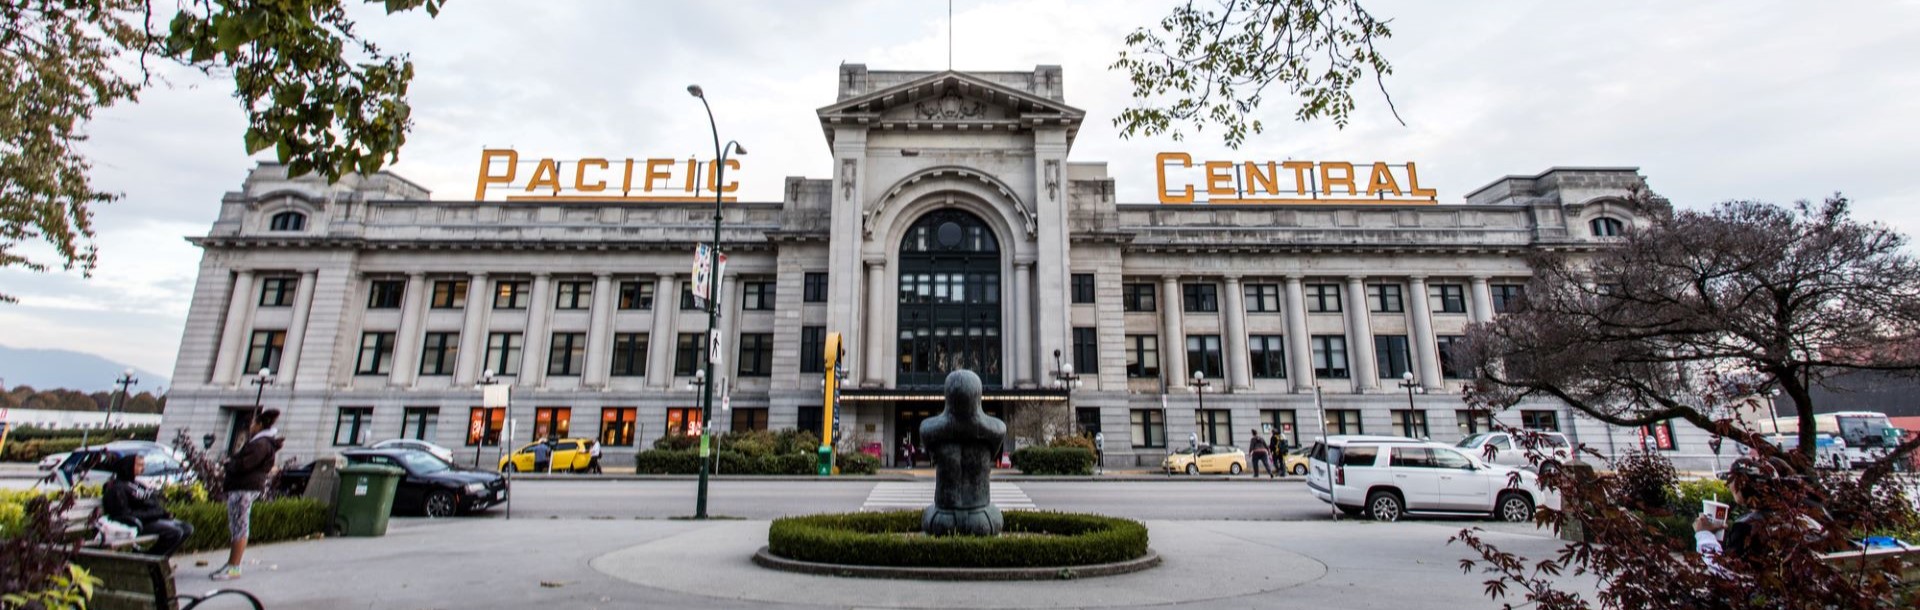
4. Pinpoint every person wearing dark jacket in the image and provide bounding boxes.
[102,453,192,556]
[1269,430,1289,476]
[213,408,283,581]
